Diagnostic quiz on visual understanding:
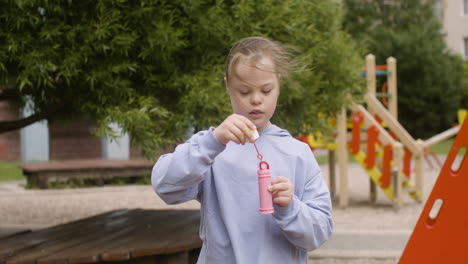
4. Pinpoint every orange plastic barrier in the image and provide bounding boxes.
[403,147,411,179]
[351,111,364,154]
[297,135,311,150]
[363,65,388,71]
[423,147,443,170]
[365,125,379,169]
[399,119,468,263]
